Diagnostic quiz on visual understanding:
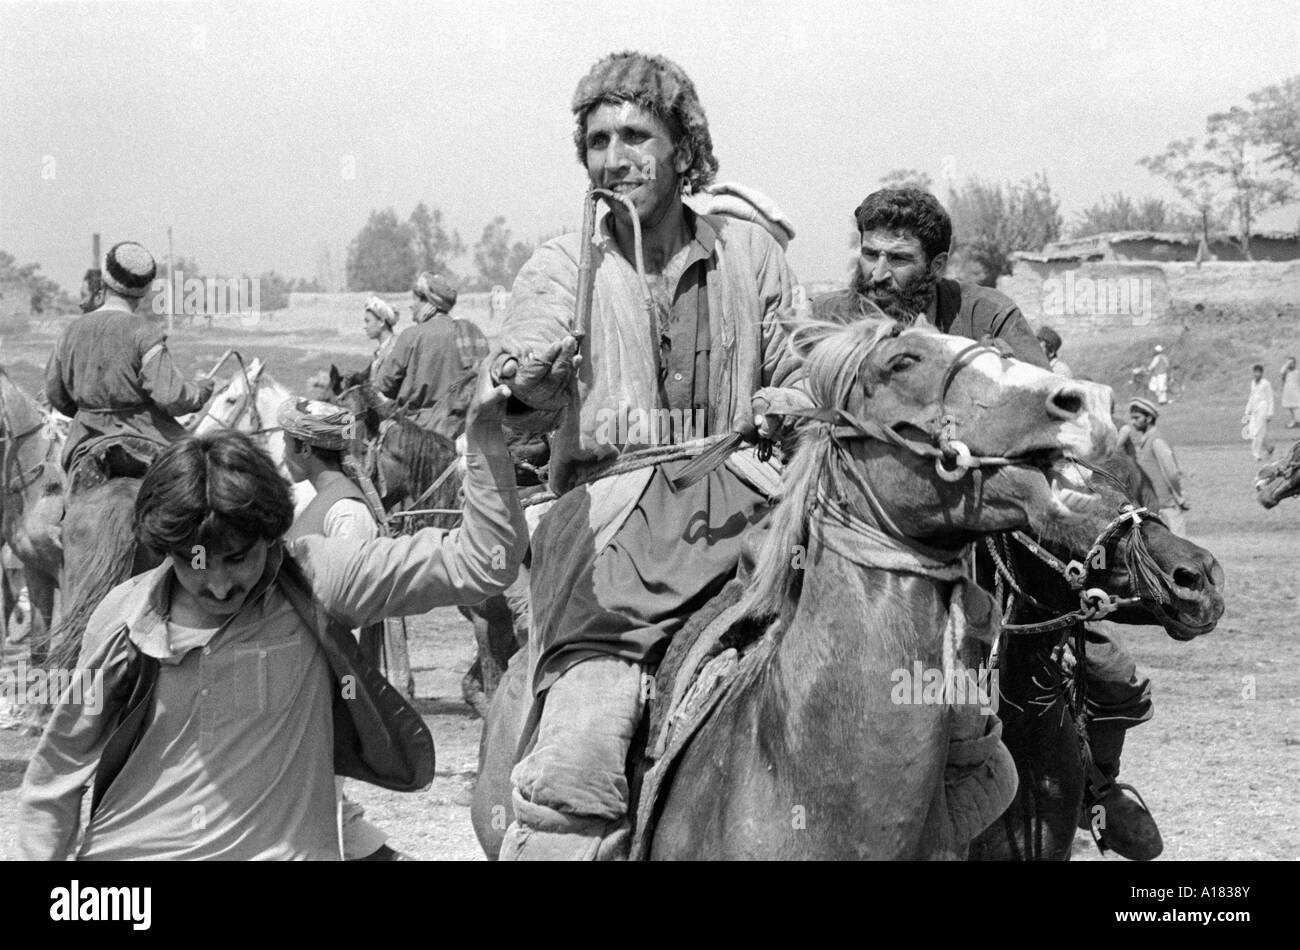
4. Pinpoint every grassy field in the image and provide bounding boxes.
[0,308,1297,860]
